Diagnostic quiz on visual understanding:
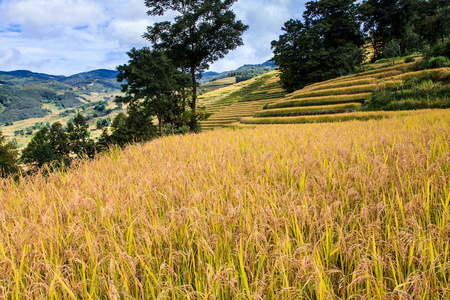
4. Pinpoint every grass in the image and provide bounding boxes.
[241,109,424,124]
[287,80,402,100]
[0,109,449,298]
[254,103,362,117]
[301,78,376,92]
[266,93,372,109]
[201,77,236,92]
